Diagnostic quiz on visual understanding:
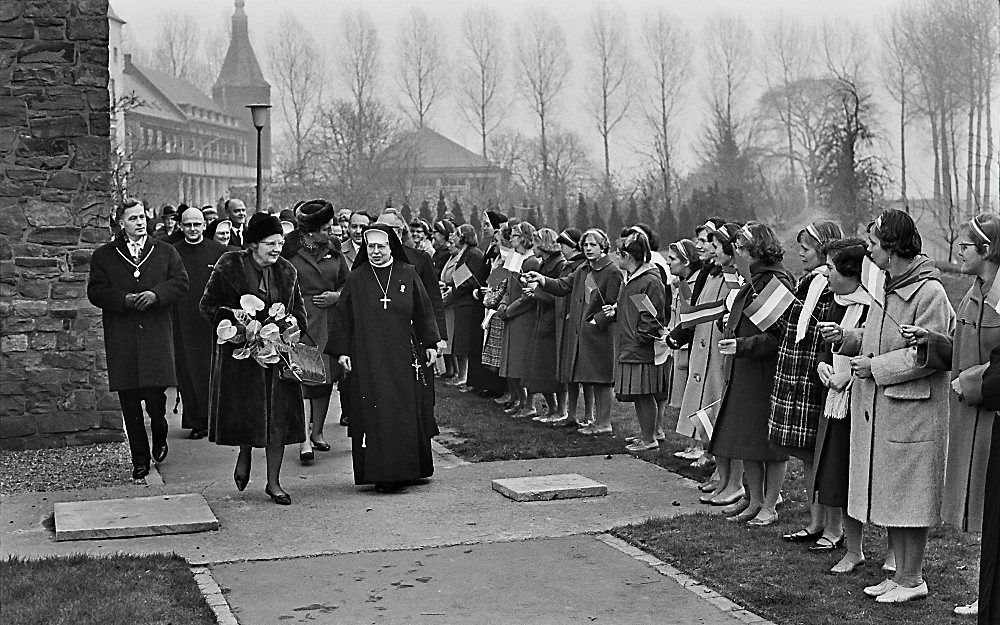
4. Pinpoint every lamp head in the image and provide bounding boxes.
[246,103,271,130]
